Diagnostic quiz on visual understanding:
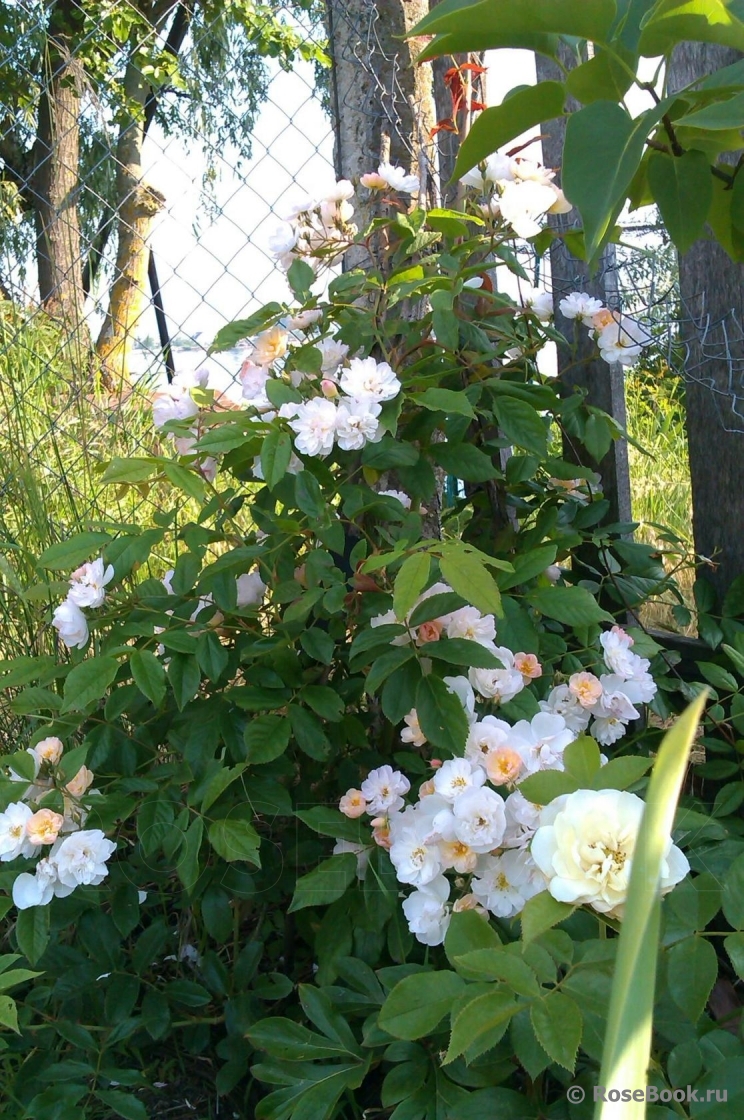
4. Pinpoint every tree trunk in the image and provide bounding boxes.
[31,0,86,338]
[326,0,437,269]
[96,58,165,383]
[669,43,744,598]
[535,48,632,527]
